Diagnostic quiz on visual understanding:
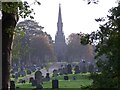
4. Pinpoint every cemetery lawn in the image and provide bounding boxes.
[16,73,93,89]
